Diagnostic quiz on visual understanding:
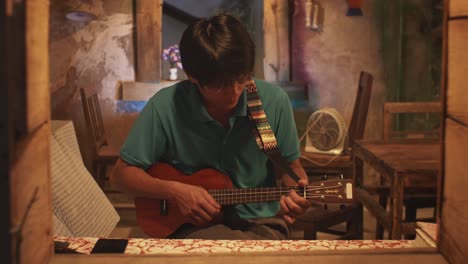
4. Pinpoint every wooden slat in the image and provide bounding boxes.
[384,102,441,113]
[437,0,448,247]
[355,189,391,231]
[439,118,468,264]
[25,0,49,133]
[447,19,468,125]
[450,0,468,18]
[10,124,52,264]
[1,2,12,263]
[263,0,290,82]
[136,0,162,82]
